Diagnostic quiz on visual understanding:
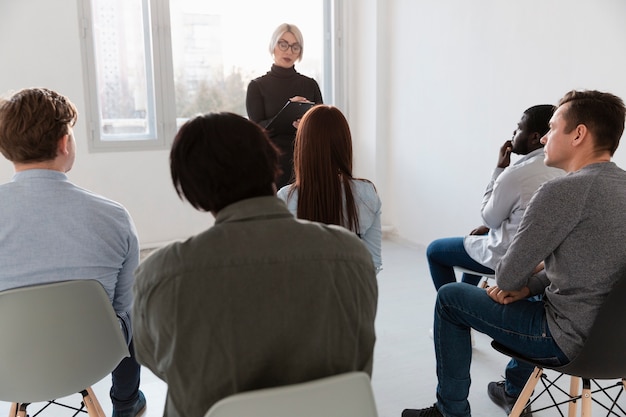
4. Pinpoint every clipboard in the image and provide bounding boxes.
[266,100,315,135]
